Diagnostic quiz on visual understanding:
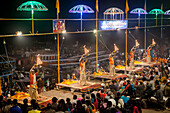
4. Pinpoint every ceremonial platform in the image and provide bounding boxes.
[134,61,161,67]
[56,80,101,92]
[115,66,143,73]
[87,74,127,82]
[10,92,52,108]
